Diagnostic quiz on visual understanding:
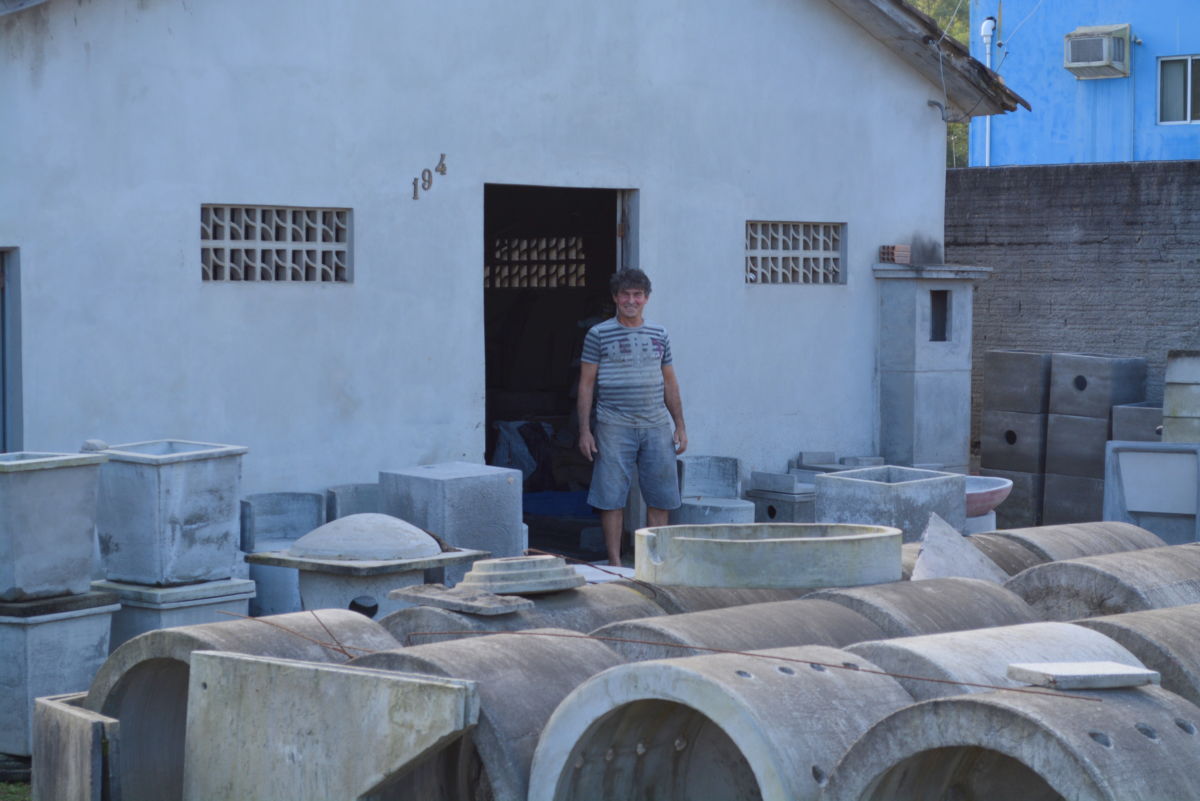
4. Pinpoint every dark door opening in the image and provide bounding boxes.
[483,184,631,557]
